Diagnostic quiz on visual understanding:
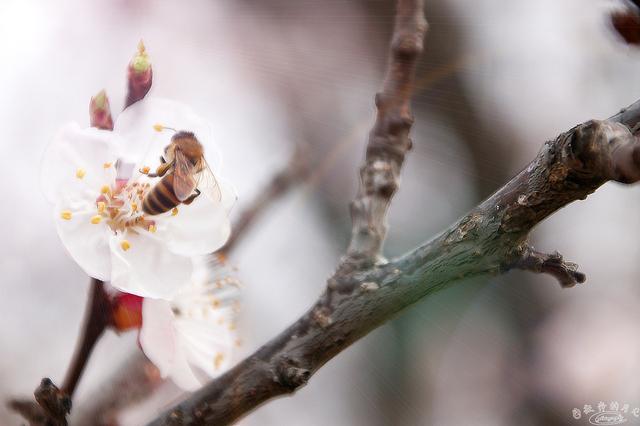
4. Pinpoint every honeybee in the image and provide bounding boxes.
[142,130,221,215]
